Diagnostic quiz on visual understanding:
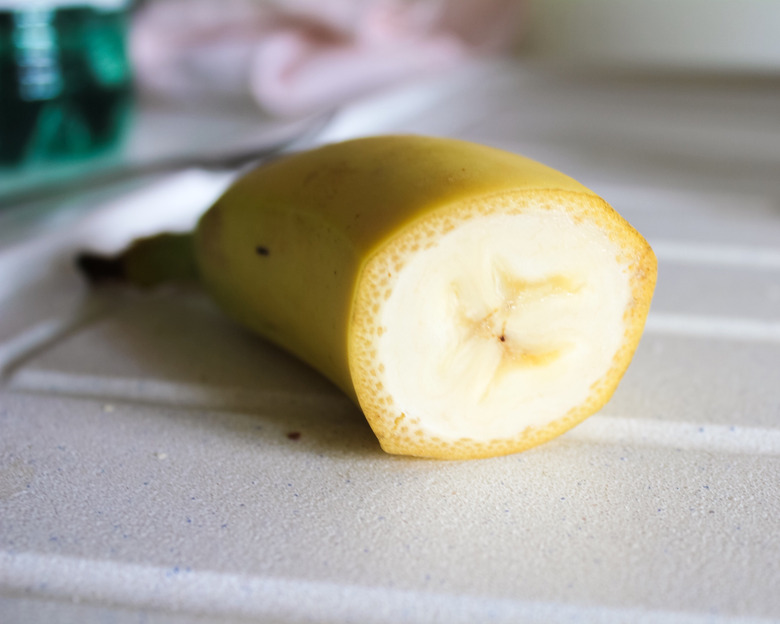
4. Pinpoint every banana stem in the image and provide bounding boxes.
[77,232,199,289]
